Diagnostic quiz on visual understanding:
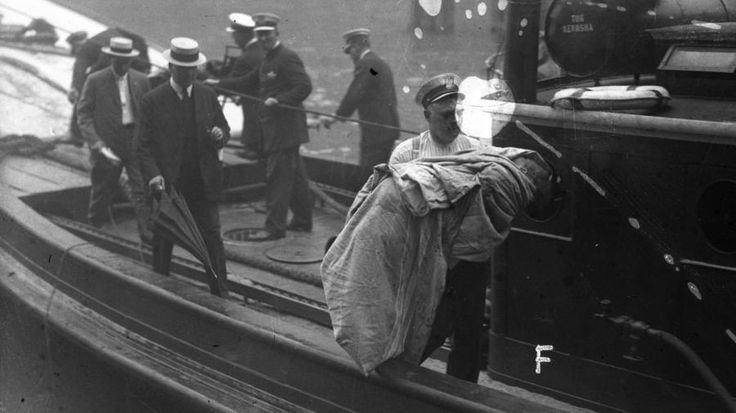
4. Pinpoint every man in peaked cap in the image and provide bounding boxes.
[389,73,486,383]
[235,12,314,241]
[136,37,231,296]
[76,37,151,243]
[324,28,400,175]
[389,73,478,164]
[205,13,265,160]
